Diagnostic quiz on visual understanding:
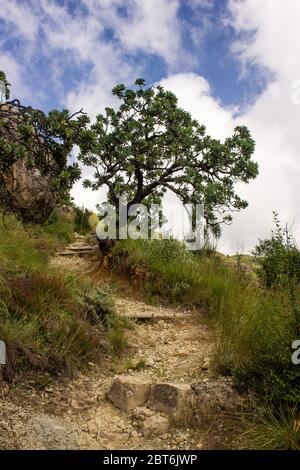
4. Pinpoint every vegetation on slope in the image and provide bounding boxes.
[0,210,119,381]
[111,230,300,449]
